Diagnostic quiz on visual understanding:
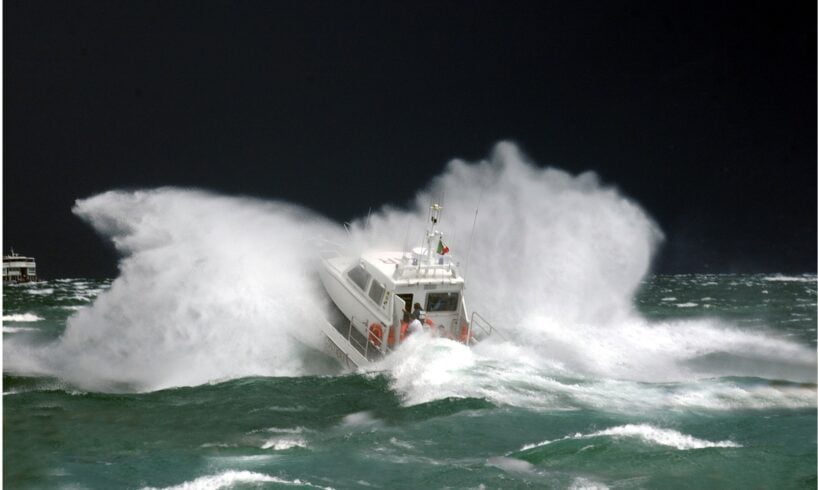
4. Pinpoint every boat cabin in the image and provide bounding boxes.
[320,246,470,354]
[319,204,487,366]
[3,250,37,283]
